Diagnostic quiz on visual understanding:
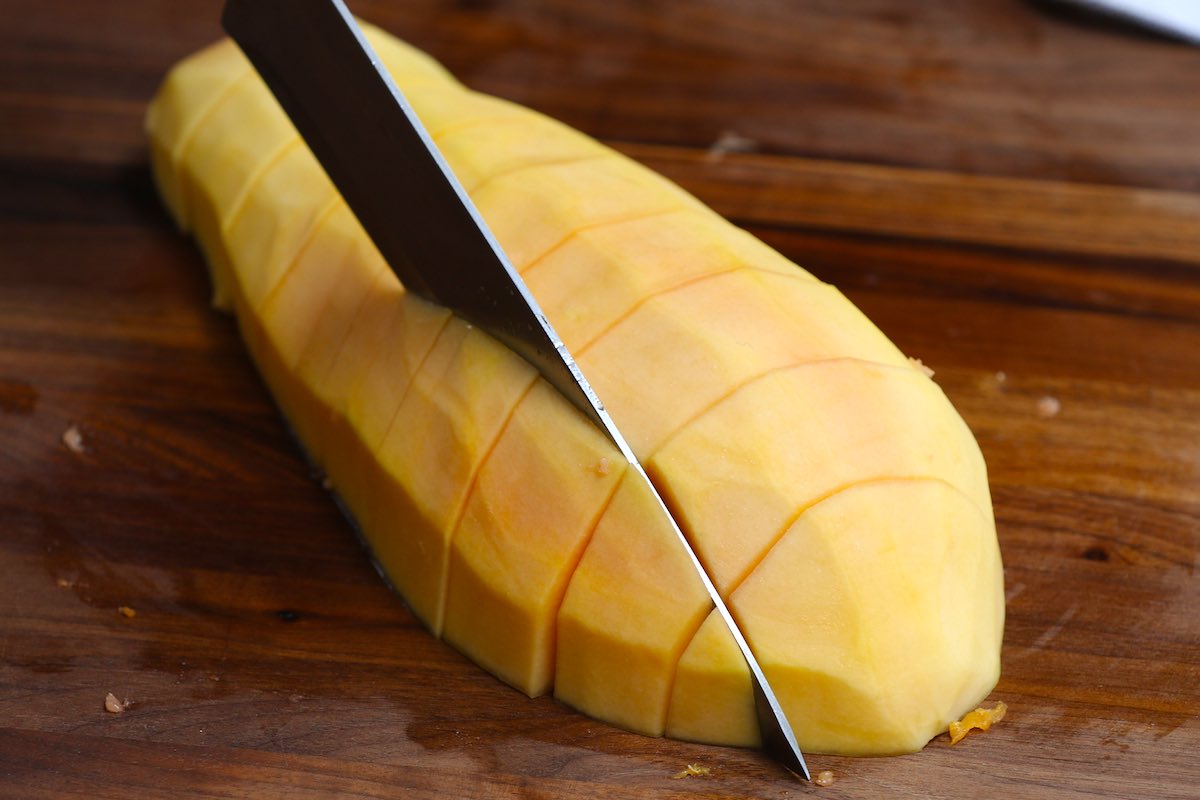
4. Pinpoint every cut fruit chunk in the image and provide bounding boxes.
[224,143,339,312]
[577,272,909,456]
[362,21,461,90]
[443,380,626,696]
[406,85,528,138]
[328,291,449,523]
[434,113,610,194]
[472,155,700,270]
[665,609,759,747]
[650,358,992,595]
[523,208,812,353]
[146,39,250,230]
[716,479,1003,755]
[554,471,713,735]
[367,321,538,631]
